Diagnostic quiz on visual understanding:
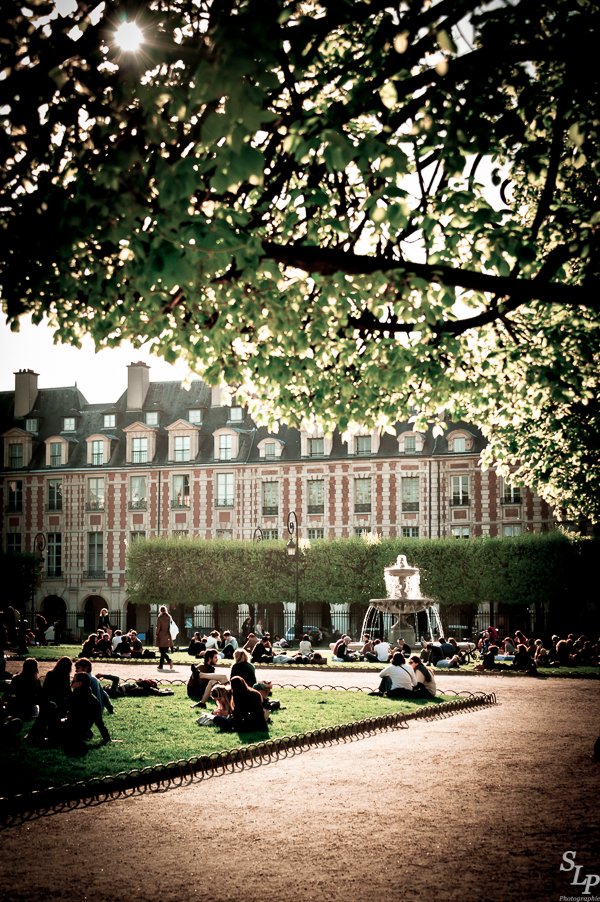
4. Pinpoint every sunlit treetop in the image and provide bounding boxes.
[1,0,599,519]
